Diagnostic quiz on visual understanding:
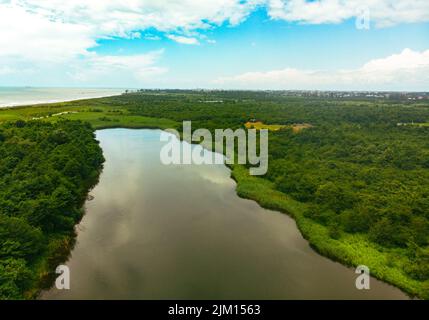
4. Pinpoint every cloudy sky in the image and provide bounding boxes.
[0,0,428,90]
